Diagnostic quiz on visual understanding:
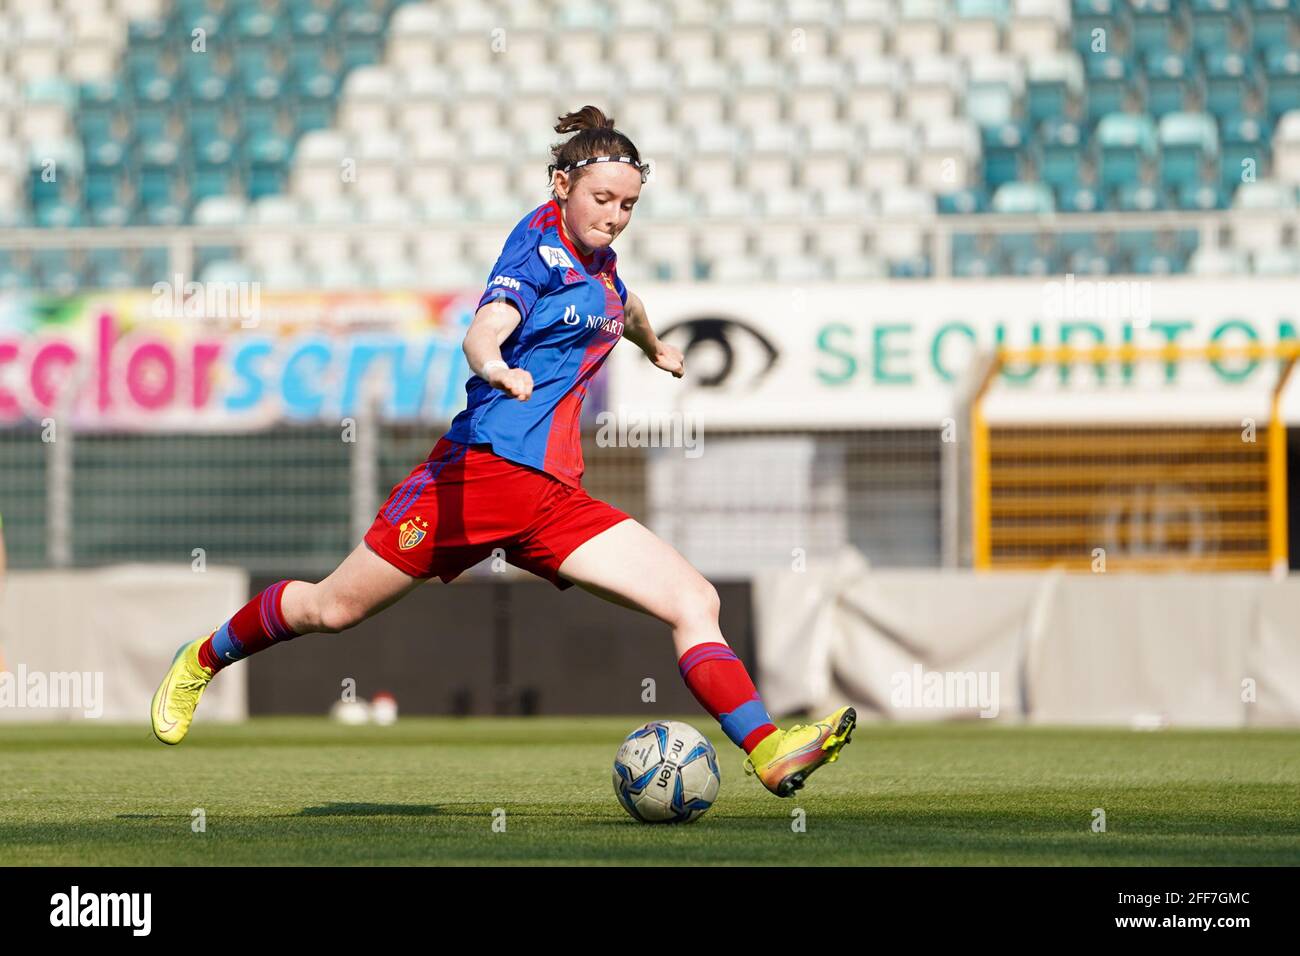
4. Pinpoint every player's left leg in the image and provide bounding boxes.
[555,518,855,797]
